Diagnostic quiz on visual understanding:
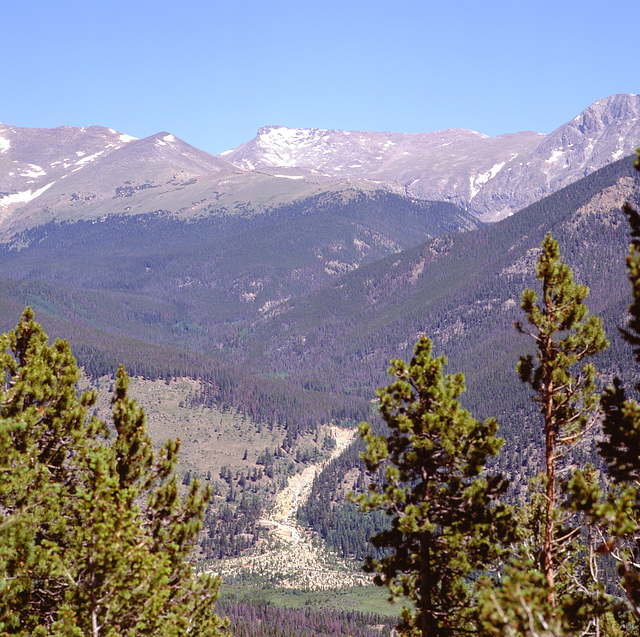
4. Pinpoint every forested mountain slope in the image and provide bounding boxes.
[290,154,640,560]
[228,155,640,497]
[0,156,638,448]
[0,189,477,348]
[0,190,477,440]
[1,148,639,580]
[232,155,640,402]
